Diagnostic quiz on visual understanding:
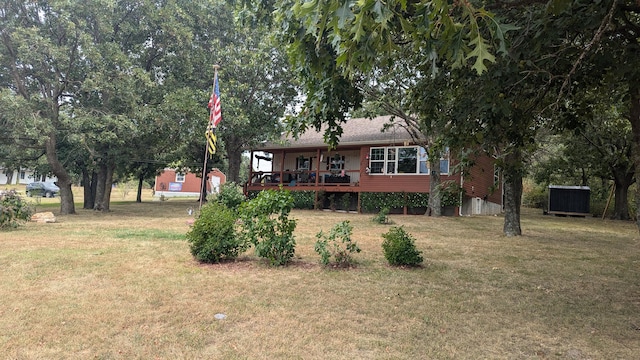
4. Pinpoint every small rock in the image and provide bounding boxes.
[31,212,56,223]
[214,313,227,320]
